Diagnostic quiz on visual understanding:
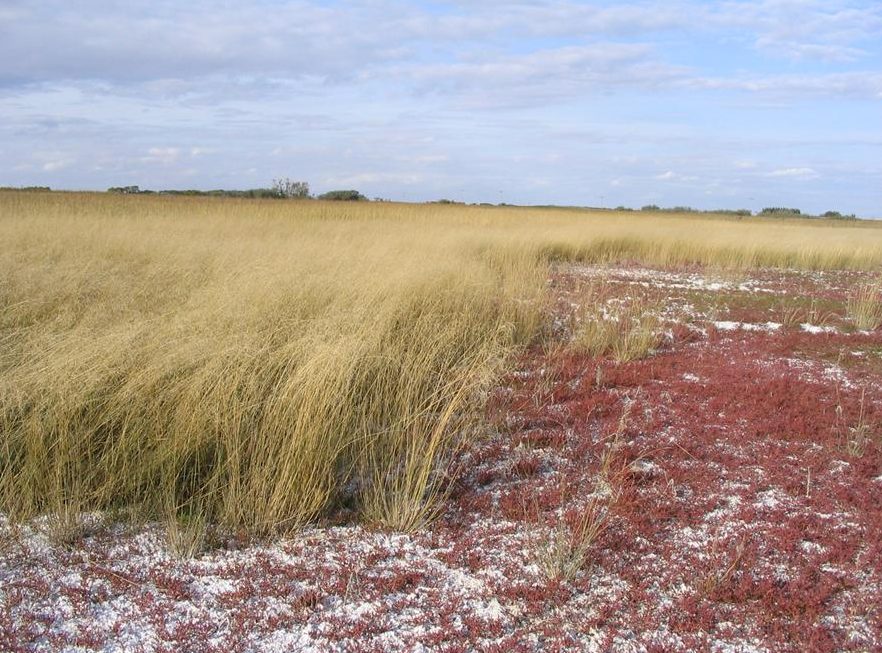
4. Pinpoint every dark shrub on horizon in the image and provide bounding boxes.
[318,190,367,201]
